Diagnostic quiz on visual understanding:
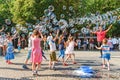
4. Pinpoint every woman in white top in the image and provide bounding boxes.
[64,36,77,66]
